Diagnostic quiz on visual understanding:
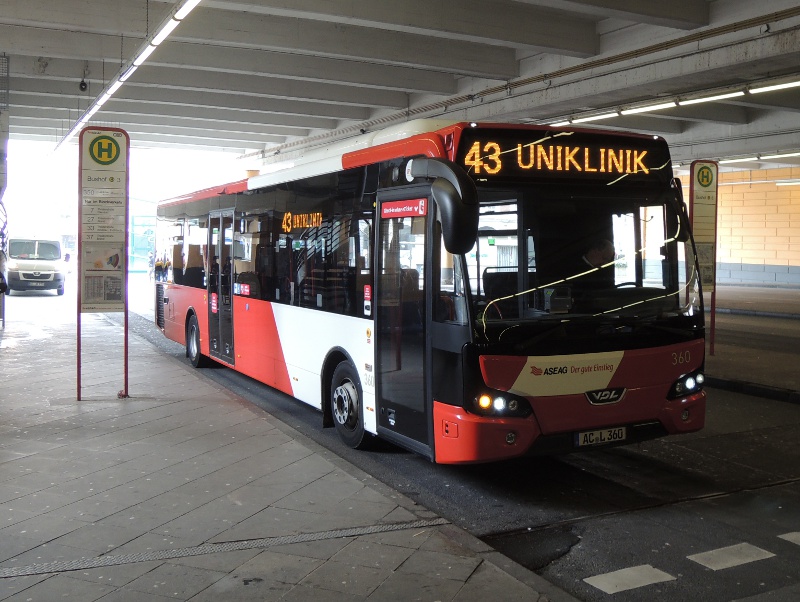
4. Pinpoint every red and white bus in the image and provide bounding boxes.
[155,120,705,464]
